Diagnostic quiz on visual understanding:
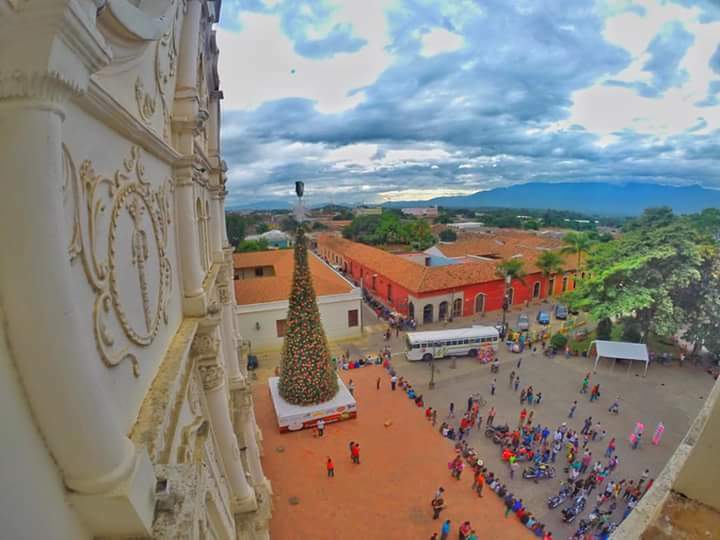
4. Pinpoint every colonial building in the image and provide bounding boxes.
[317,231,578,325]
[233,250,362,351]
[0,1,271,539]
